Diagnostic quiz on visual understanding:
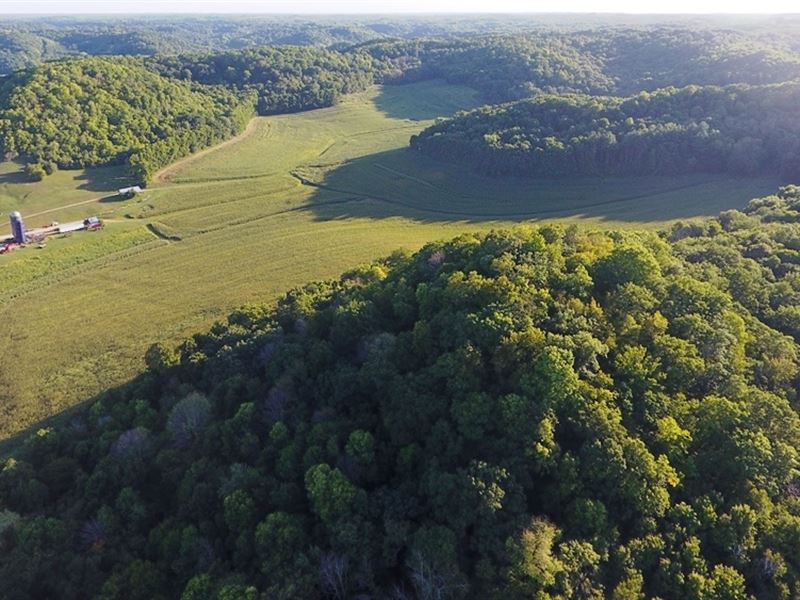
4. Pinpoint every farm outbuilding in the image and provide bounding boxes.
[118,186,142,197]
[57,217,103,234]
[57,221,86,234]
